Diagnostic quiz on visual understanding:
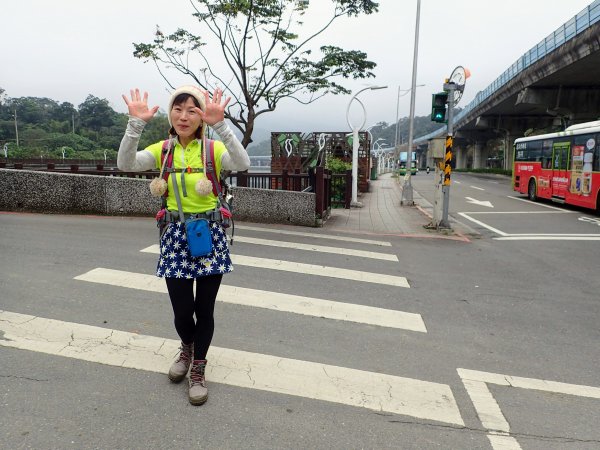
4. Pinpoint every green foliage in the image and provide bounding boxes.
[133,0,379,146]
[139,113,170,148]
[43,133,99,152]
[326,156,351,174]
[0,90,153,160]
[78,95,117,131]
